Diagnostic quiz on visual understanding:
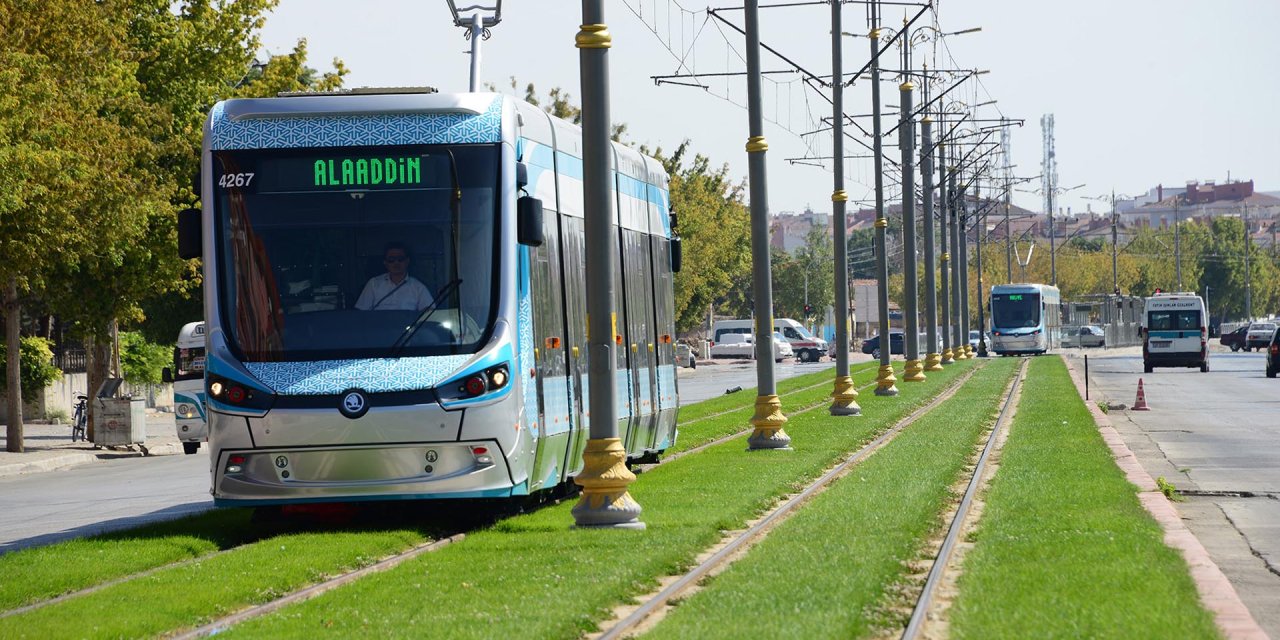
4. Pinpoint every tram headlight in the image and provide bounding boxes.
[438,363,513,406]
[206,374,274,411]
[176,403,197,419]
